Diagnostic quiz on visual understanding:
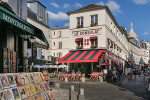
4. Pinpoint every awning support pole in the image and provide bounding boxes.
[91,62,93,72]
